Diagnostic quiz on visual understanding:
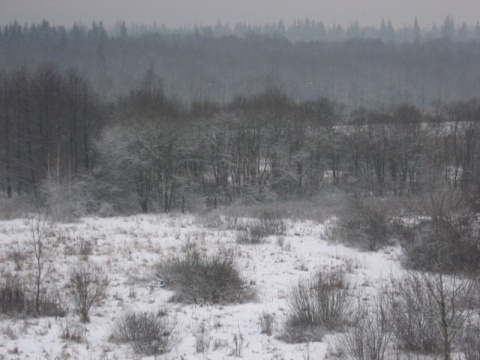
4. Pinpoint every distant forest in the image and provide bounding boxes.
[1,19,480,216]
[1,18,480,109]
